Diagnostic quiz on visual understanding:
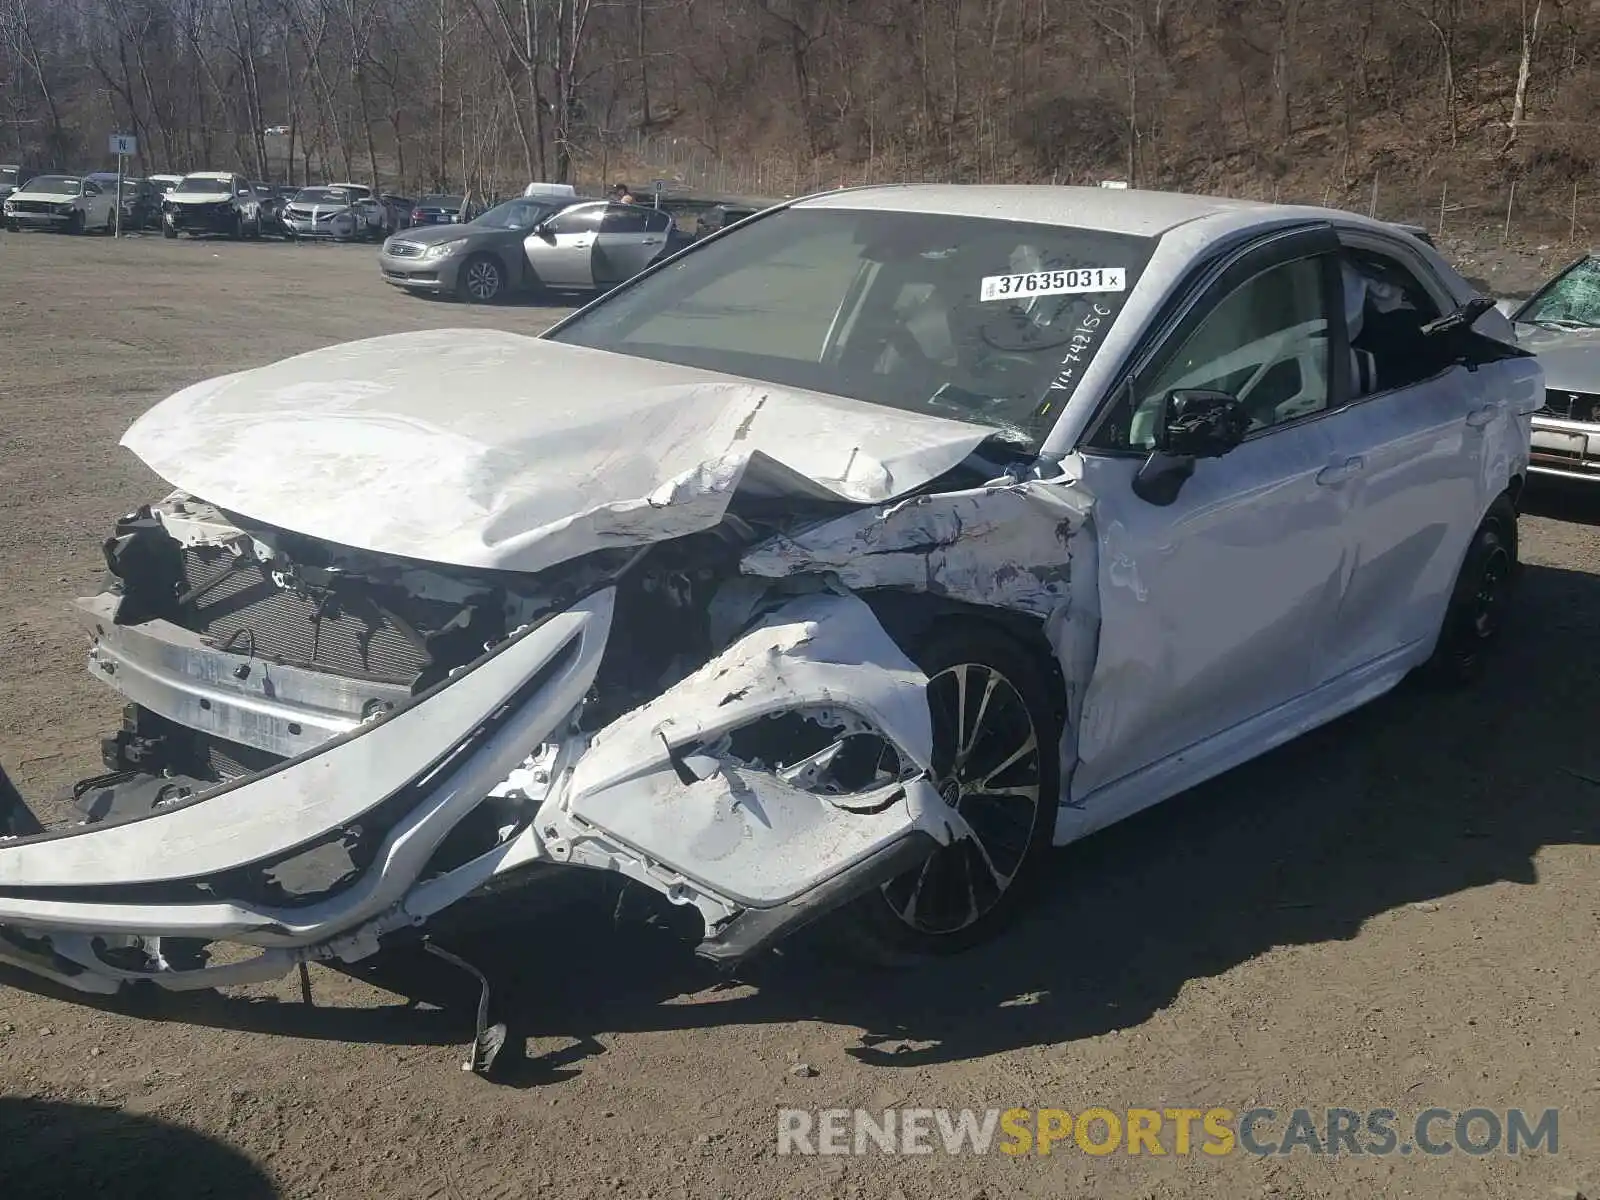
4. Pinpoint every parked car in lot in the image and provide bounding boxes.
[0,163,35,204]
[380,193,414,231]
[409,193,473,227]
[162,172,263,238]
[0,187,1542,1022]
[1494,252,1600,482]
[380,194,583,301]
[521,199,688,294]
[147,173,183,196]
[117,178,164,230]
[2,174,118,233]
[694,202,761,238]
[323,181,392,239]
[252,181,287,233]
[282,185,371,241]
